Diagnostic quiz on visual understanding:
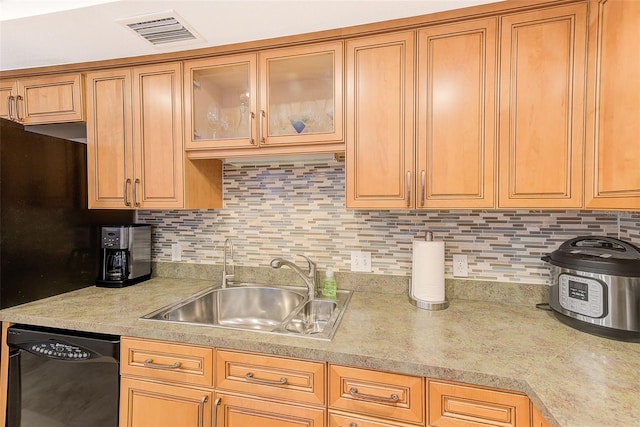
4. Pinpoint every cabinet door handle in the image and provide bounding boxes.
[259,110,266,144]
[6,95,14,121]
[143,358,182,370]
[249,111,256,145]
[348,387,399,403]
[123,178,132,207]
[197,395,208,427]
[420,170,426,207]
[15,95,23,122]
[245,372,288,386]
[133,178,141,207]
[406,171,412,208]
[212,397,221,427]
